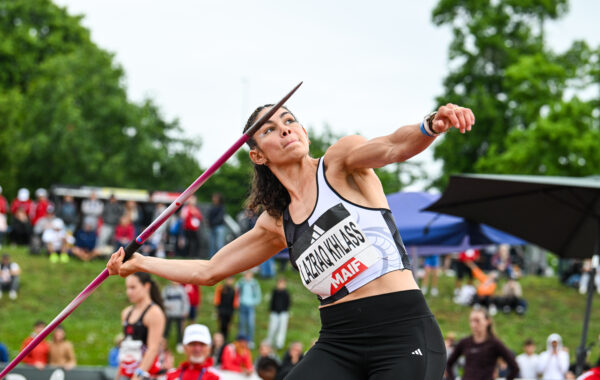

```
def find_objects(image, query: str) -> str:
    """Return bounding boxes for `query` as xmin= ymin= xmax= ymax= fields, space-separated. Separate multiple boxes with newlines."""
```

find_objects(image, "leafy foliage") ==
xmin=431 ymin=0 xmax=599 ymax=187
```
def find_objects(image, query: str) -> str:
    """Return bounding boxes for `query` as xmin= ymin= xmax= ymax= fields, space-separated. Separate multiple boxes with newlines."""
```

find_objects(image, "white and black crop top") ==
xmin=282 ymin=158 xmax=412 ymax=305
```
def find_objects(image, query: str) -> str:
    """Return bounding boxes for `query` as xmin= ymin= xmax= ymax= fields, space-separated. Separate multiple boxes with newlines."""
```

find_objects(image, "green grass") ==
xmin=1 ymin=245 xmax=599 ymax=366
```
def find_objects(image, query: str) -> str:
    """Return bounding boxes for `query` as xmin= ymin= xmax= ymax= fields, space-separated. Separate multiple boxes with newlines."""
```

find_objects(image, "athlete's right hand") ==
xmin=107 ymin=247 xmax=142 ymax=277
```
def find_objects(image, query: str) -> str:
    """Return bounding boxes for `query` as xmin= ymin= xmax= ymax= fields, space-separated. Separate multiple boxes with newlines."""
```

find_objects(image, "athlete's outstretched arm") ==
xmin=336 ymin=104 xmax=475 ymax=170
xmin=107 ymin=212 xmax=287 ymax=285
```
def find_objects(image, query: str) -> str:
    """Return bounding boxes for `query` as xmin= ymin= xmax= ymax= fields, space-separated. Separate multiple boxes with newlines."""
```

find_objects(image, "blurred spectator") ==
xmin=57 ymin=195 xmax=78 ymax=233
xmin=48 ymin=325 xmax=76 ymax=370
xmin=32 ymin=188 xmax=51 ymax=226
xmin=537 ymin=333 xmax=570 ymax=380
xmin=443 ymin=332 xmax=458 ymax=380
xmin=31 ymin=203 xmax=57 ymax=255
xmin=492 ymin=244 xmax=514 ymax=278
xmin=124 ymin=200 xmax=142 ymax=232
xmin=211 ymin=332 xmax=225 ymax=366
xmin=0 ymin=185 xmax=7 ymax=247
xmin=11 ymin=188 xmax=33 ymax=217
xmin=166 ymin=210 xmax=185 ymax=257
xmin=99 ymin=194 xmax=123 ymax=249
xmin=208 ymin=193 xmax=226 ymax=257
xmin=10 ymin=207 xmax=32 ymax=245
xmin=454 ymin=249 xmax=479 ymax=295
xmin=279 ymin=342 xmax=304 ymax=379
xmin=166 ymin=324 xmax=220 ymax=380
xmin=114 ymin=215 xmax=135 ymax=250
xmin=71 ymin=220 xmax=100 ymax=261
xmin=465 ymin=260 xmax=498 ymax=315
xmin=453 ymin=282 xmax=476 ymax=306
xmin=516 ymin=338 xmax=539 ymax=380
xmin=162 ymin=281 xmax=190 ymax=353
xmin=214 ymin=277 xmax=239 ymax=341
xmin=183 ymin=282 xmax=201 ymax=324
xmin=43 ymin=218 xmax=71 ymax=263
xmin=256 ymin=356 xmax=280 ymax=380
xmin=579 ymin=259 xmax=600 ymax=295
xmin=1 ymin=253 xmax=20 ymax=300
xmin=236 ymin=208 xmax=257 ymax=234
xmin=149 ymin=203 xmax=168 ymax=258
xmin=499 ymin=274 xmax=527 ymax=315
xmin=260 ymin=257 xmax=276 ymax=279
xmin=0 ymin=341 xmax=9 ymax=363
xmin=255 ymin=340 xmax=279 ymax=370
xmin=237 ymin=271 xmax=262 ymax=348
xmin=140 ymin=192 xmax=156 ymax=231
xmin=80 ymin=191 xmax=103 ymax=229
xmin=21 ymin=320 xmax=49 ymax=369
xmin=108 ymin=333 xmax=124 ymax=368
xmin=181 ymin=196 xmax=203 ymax=258
xmin=267 ymin=278 xmax=291 ymax=350
xmin=446 ymin=309 xmax=519 ymax=380
xmin=220 ymin=334 xmax=253 ymax=375
xmin=421 ymin=254 xmax=440 ymax=296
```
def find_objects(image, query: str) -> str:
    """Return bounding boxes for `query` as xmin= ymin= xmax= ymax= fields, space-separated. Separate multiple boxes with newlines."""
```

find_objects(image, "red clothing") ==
xmin=21 ymin=336 xmax=49 ymax=366
xmin=166 ymin=358 xmax=219 ymax=380
xmin=184 ymin=283 xmax=201 ymax=306
xmin=579 ymin=367 xmax=600 ymax=380
xmin=220 ymin=343 xmax=253 ymax=373
xmin=11 ymin=199 xmax=33 ymax=216
xmin=459 ymin=249 xmax=480 ymax=262
xmin=0 ymin=195 xmax=7 ymax=214
xmin=32 ymin=200 xmax=50 ymax=225
xmin=115 ymin=223 xmax=135 ymax=242
xmin=182 ymin=205 xmax=203 ymax=231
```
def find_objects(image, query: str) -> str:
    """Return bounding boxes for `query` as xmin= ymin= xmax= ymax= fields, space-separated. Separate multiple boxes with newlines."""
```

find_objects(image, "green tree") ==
xmin=0 ymin=0 xmax=201 ymax=198
xmin=430 ymin=0 xmax=599 ymax=186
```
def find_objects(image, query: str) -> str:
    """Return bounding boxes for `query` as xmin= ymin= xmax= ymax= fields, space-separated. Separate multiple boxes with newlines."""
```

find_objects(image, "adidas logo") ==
xmin=311 ymin=225 xmax=325 ymax=243
xmin=411 ymin=348 xmax=423 ymax=356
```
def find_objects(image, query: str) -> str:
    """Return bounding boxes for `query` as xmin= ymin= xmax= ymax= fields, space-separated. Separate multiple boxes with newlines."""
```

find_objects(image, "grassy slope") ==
xmin=1 ymin=246 xmax=599 ymax=366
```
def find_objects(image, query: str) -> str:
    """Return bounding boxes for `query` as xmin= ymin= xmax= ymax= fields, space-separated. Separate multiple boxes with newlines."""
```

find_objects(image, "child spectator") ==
xmin=237 ymin=271 xmax=261 ymax=348
xmin=57 ymin=195 xmax=78 ymax=233
xmin=162 ymin=281 xmax=190 ymax=353
xmin=21 ymin=321 xmax=49 ymax=369
xmin=279 ymin=342 xmax=304 ymax=379
xmin=48 ymin=325 xmax=76 ymax=370
xmin=499 ymin=274 xmax=527 ymax=315
xmin=32 ymin=188 xmax=51 ymax=226
xmin=516 ymin=338 xmax=539 ymax=380
xmin=10 ymin=207 xmax=32 ymax=245
xmin=267 ymin=278 xmax=291 ymax=350
xmin=255 ymin=340 xmax=279 ymax=370
xmin=42 ymin=218 xmax=71 ymax=263
xmin=1 ymin=253 xmax=20 ymax=300
xmin=213 ymin=277 xmax=239 ymax=341
xmin=114 ymin=215 xmax=135 ymax=250
xmin=183 ymin=282 xmax=201 ymax=324
xmin=454 ymin=249 xmax=479 ymax=295
xmin=220 ymin=334 xmax=253 ymax=375
xmin=465 ymin=260 xmax=499 ymax=315
xmin=11 ymin=188 xmax=33 ymax=217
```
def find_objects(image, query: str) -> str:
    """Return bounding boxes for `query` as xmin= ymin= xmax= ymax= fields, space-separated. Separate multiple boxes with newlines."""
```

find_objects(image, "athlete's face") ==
xmin=126 ymin=275 xmax=149 ymax=304
xmin=250 ymin=107 xmax=309 ymax=166
xmin=468 ymin=310 xmax=490 ymax=336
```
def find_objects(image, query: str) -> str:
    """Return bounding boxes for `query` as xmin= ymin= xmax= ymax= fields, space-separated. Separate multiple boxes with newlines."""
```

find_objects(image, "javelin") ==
xmin=0 ymin=81 xmax=302 ymax=379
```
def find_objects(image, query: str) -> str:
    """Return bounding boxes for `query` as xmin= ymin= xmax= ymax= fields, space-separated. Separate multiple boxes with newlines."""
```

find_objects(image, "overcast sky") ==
xmin=54 ymin=0 xmax=599 ymax=189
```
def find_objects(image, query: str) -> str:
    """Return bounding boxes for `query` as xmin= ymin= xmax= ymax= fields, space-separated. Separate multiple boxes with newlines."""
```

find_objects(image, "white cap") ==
xmin=183 ymin=324 xmax=211 ymax=345
xmin=17 ymin=188 xmax=30 ymax=201
xmin=35 ymin=188 xmax=48 ymax=198
xmin=52 ymin=218 xmax=65 ymax=230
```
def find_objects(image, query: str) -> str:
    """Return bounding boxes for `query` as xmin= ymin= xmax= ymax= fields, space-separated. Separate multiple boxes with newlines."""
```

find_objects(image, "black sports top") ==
xmin=123 ymin=303 xmax=154 ymax=344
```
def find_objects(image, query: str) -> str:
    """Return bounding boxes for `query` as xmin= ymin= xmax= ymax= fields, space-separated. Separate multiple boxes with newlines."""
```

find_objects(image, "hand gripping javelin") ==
xmin=0 ymin=82 xmax=302 ymax=379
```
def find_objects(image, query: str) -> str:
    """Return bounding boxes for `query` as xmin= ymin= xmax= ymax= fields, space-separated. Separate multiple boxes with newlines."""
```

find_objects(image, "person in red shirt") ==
xmin=183 ymin=283 xmax=201 ymax=323
xmin=181 ymin=196 xmax=203 ymax=258
xmin=11 ymin=188 xmax=33 ymax=217
xmin=114 ymin=215 xmax=135 ymax=250
xmin=32 ymin=188 xmax=51 ymax=226
xmin=578 ymin=366 xmax=600 ymax=380
xmin=21 ymin=320 xmax=49 ymax=369
xmin=166 ymin=324 xmax=219 ymax=380
xmin=220 ymin=334 xmax=253 ymax=375
xmin=454 ymin=249 xmax=480 ymax=295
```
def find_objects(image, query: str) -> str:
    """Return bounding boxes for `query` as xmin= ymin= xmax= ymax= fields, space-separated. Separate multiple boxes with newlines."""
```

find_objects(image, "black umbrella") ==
xmin=425 ymin=173 xmax=600 ymax=375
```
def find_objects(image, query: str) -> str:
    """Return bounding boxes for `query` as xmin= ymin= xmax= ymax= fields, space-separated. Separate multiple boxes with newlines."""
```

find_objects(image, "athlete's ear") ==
xmin=249 ymin=148 xmax=268 ymax=165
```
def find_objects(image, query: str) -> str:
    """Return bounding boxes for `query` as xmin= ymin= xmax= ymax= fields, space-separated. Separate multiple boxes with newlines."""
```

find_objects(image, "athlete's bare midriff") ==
xmin=320 ymin=269 xmax=419 ymax=308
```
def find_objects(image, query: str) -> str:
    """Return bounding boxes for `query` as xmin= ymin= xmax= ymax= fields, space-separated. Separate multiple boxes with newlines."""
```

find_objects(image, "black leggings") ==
xmin=284 ymin=290 xmax=446 ymax=380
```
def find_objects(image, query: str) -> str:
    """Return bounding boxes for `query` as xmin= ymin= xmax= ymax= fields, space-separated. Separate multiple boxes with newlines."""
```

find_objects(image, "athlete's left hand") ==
xmin=432 ymin=104 xmax=475 ymax=134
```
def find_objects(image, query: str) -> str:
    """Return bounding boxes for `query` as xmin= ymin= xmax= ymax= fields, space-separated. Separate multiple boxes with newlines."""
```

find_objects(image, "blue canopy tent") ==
xmin=386 ymin=192 xmax=525 ymax=256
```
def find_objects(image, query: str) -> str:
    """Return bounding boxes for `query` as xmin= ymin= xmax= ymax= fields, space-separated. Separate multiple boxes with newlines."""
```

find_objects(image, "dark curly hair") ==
xmin=243 ymin=104 xmax=298 ymax=219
